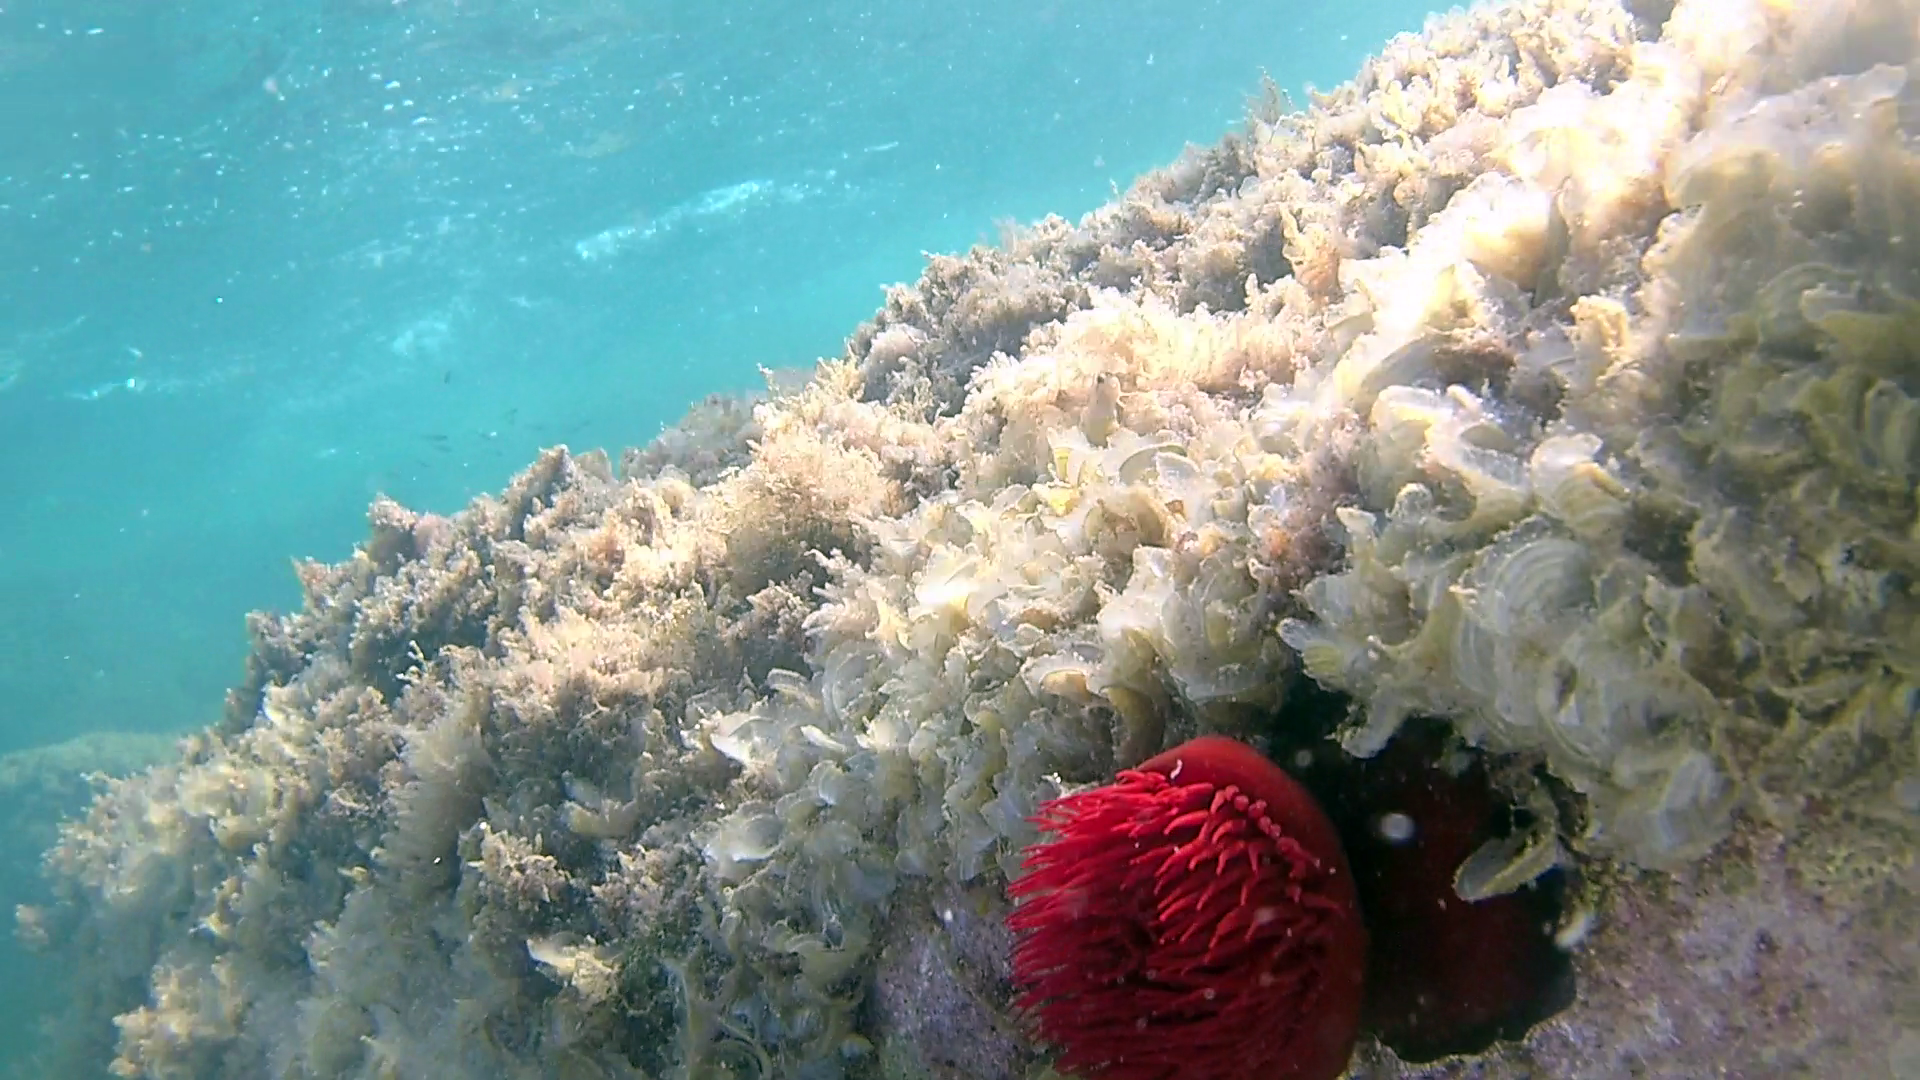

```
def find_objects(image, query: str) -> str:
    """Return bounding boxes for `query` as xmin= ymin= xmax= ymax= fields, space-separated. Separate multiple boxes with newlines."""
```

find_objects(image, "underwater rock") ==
xmin=865 ymin=881 xmax=1033 ymax=1080
xmin=21 ymin=0 xmax=1920 ymax=1077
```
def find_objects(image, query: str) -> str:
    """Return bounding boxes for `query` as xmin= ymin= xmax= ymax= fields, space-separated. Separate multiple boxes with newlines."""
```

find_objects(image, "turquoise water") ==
xmin=0 ymin=0 xmax=1441 ymax=758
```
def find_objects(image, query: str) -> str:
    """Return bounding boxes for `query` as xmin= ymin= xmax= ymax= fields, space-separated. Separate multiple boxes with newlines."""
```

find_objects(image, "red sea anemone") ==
xmin=1008 ymin=735 xmax=1367 ymax=1080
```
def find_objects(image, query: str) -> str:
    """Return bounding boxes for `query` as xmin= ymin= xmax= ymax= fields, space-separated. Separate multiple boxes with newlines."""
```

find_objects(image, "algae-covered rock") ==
xmin=22 ymin=0 xmax=1920 ymax=1077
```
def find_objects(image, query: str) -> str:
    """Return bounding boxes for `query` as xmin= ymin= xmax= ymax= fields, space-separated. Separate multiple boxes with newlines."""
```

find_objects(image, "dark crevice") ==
xmin=1258 ymin=688 xmax=1576 ymax=1062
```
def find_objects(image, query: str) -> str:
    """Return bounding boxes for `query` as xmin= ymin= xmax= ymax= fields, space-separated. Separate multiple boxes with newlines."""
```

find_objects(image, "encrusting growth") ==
xmin=1008 ymin=735 xmax=1367 ymax=1080
xmin=23 ymin=0 xmax=1919 ymax=1075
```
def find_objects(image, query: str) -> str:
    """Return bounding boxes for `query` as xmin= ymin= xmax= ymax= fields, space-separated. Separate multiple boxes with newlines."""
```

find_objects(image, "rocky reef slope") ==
xmin=24 ymin=0 xmax=1920 ymax=1076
